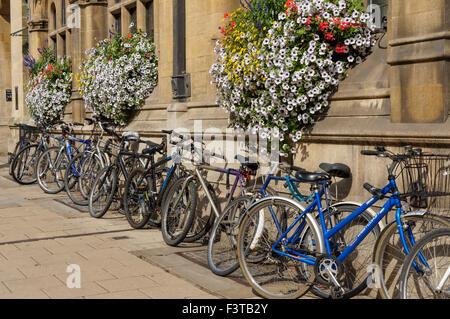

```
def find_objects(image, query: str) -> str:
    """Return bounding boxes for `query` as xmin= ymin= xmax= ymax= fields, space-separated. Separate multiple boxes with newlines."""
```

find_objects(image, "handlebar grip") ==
xmin=84 ymin=118 xmax=94 ymax=125
xmin=73 ymin=122 xmax=84 ymax=126
xmin=361 ymin=150 xmax=380 ymax=156
xmin=161 ymin=130 xmax=173 ymax=135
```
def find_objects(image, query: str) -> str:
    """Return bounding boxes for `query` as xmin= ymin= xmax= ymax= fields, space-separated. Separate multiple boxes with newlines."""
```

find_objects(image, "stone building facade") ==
xmin=0 ymin=0 xmax=449 ymax=202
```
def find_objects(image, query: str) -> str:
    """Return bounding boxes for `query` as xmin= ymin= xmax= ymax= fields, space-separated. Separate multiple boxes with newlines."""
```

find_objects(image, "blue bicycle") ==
xmin=35 ymin=122 xmax=91 ymax=194
xmin=236 ymin=146 xmax=450 ymax=299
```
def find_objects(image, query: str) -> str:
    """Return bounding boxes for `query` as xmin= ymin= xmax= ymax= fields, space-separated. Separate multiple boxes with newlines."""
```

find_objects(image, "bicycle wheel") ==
xmin=399 ymin=227 xmax=450 ymax=299
xmin=208 ymin=196 xmax=252 ymax=276
xmin=184 ymin=181 xmax=218 ymax=243
xmin=11 ymin=144 xmax=40 ymax=184
xmin=237 ymin=197 xmax=322 ymax=299
xmin=309 ymin=204 xmax=382 ymax=299
xmin=123 ymin=167 xmax=154 ymax=229
xmin=9 ymin=140 xmax=28 ymax=176
xmin=65 ymin=151 xmax=102 ymax=206
xmin=161 ymin=177 xmax=198 ymax=246
xmin=88 ymin=165 xmax=118 ymax=218
xmin=373 ymin=213 xmax=450 ymax=299
xmin=36 ymin=146 xmax=68 ymax=194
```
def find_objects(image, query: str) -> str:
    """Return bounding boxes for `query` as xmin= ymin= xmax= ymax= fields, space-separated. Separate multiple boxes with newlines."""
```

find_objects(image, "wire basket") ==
xmin=396 ymin=153 xmax=450 ymax=215
xmin=17 ymin=124 xmax=41 ymax=143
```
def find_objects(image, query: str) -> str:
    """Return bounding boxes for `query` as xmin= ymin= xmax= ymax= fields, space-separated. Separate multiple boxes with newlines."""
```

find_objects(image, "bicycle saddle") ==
xmin=142 ymin=140 xmax=164 ymax=154
xmin=122 ymin=131 xmax=139 ymax=141
xmin=295 ymin=170 xmax=331 ymax=183
xmin=319 ymin=163 xmax=351 ymax=178
xmin=235 ymin=155 xmax=259 ymax=171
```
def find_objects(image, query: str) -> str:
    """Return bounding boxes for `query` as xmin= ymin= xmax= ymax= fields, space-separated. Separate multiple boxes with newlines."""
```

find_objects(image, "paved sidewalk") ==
xmin=0 ymin=158 xmax=216 ymax=299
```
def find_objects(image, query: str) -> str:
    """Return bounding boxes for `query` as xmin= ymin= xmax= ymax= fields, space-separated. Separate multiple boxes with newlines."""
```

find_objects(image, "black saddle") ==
xmin=295 ymin=171 xmax=331 ymax=183
xmin=319 ymin=163 xmax=351 ymax=178
xmin=235 ymin=155 xmax=259 ymax=171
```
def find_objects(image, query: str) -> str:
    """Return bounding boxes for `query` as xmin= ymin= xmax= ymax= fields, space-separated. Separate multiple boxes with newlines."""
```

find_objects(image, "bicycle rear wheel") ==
xmin=36 ymin=146 xmax=68 ymax=194
xmin=123 ymin=167 xmax=153 ymax=229
xmin=11 ymin=144 xmax=40 ymax=184
xmin=372 ymin=213 xmax=450 ymax=299
xmin=399 ymin=227 xmax=450 ymax=299
xmin=208 ymin=196 xmax=252 ymax=276
xmin=88 ymin=165 xmax=118 ymax=218
xmin=237 ymin=197 xmax=321 ymax=299
xmin=161 ymin=177 xmax=198 ymax=246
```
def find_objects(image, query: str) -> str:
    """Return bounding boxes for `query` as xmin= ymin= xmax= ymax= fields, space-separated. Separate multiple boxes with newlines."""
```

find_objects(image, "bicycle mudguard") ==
xmin=330 ymin=201 xmax=385 ymax=230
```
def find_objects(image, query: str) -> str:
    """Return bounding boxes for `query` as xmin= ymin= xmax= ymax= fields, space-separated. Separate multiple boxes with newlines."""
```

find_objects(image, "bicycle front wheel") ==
xmin=399 ymin=227 xmax=450 ymax=299
xmin=161 ymin=177 xmax=198 ymax=246
xmin=207 ymin=196 xmax=252 ymax=276
xmin=11 ymin=144 xmax=40 ymax=184
xmin=237 ymin=197 xmax=322 ymax=299
xmin=36 ymin=146 xmax=68 ymax=194
xmin=373 ymin=213 xmax=450 ymax=299
xmin=88 ymin=165 xmax=118 ymax=218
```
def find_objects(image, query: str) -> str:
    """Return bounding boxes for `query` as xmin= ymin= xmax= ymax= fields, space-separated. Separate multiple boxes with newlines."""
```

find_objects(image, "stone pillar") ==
xmin=28 ymin=0 xmax=48 ymax=61
xmin=0 ymin=0 xmax=12 ymax=155
xmin=69 ymin=0 xmax=107 ymax=122
xmin=388 ymin=0 xmax=449 ymax=123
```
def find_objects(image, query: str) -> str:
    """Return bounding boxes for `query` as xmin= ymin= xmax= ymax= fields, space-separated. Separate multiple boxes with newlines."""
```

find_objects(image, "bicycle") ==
xmin=372 ymin=147 xmax=450 ymax=299
xmin=236 ymin=146 xmax=450 ymax=299
xmin=8 ymin=123 xmax=41 ymax=176
xmin=398 ymin=227 xmax=450 ymax=299
xmin=11 ymin=122 xmax=66 ymax=185
xmin=35 ymin=122 xmax=88 ymax=194
xmin=122 ymin=130 xmax=189 ymax=230
xmin=63 ymin=117 xmax=118 ymax=206
xmin=160 ymin=131 xmax=268 ymax=246
xmin=207 ymin=161 xmax=354 ymax=279
xmin=88 ymin=131 xmax=150 ymax=218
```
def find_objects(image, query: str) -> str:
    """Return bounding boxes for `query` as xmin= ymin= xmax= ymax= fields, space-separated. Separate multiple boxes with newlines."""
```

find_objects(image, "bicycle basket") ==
xmin=396 ymin=153 xmax=450 ymax=211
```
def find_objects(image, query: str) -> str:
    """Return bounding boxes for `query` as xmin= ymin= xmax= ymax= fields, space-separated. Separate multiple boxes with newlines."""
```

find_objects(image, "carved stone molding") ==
xmin=28 ymin=19 xmax=49 ymax=32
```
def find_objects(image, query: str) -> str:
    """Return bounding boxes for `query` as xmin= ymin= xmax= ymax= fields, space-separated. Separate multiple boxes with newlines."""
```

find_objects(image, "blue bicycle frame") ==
xmin=269 ymin=177 xmax=414 ymax=267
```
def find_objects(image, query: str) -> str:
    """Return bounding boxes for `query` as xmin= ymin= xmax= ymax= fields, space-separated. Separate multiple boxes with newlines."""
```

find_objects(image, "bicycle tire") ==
xmin=88 ymin=165 xmax=118 ymax=218
xmin=398 ymin=227 xmax=450 ymax=299
xmin=65 ymin=151 xmax=102 ymax=206
xmin=183 ymin=181 xmax=218 ymax=243
xmin=123 ymin=167 xmax=153 ymax=229
xmin=161 ymin=177 xmax=198 ymax=246
xmin=36 ymin=146 xmax=68 ymax=194
xmin=208 ymin=196 xmax=252 ymax=276
xmin=11 ymin=143 xmax=40 ymax=184
xmin=9 ymin=140 xmax=28 ymax=176
xmin=237 ymin=197 xmax=322 ymax=299
xmin=372 ymin=213 xmax=450 ymax=299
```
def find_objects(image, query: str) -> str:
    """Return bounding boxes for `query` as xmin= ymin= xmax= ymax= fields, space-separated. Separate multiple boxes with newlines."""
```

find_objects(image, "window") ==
xmin=145 ymin=1 xmax=154 ymax=39
xmin=61 ymin=33 xmax=66 ymax=57
xmin=113 ymin=12 xmax=121 ymax=35
xmin=61 ymin=0 xmax=66 ymax=26
xmin=128 ymin=6 xmax=136 ymax=31
xmin=51 ymin=3 xmax=57 ymax=29
xmin=51 ymin=36 xmax=57 ymax=59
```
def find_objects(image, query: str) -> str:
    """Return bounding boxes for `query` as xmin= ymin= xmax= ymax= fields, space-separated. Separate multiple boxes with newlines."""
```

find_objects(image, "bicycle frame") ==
xmin=270 ymin=177 xmax=407 ymax=267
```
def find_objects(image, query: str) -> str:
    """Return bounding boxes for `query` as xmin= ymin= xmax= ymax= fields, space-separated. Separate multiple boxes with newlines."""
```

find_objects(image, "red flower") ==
xmin=146 ymin=53 xmax=150 ymax=58
xmin=336 ymin=45 xmax=346 ymax=54
xmin=127 ymin=33 xmax=131 ymax=39
xmin=224 ymin=12 xmax=229 ymax=18
xmin=319 ymin=22 xmax=329 ymax=31
xmin=305 ymin=17 xmax=312 ymax=26
xmin=325 ymin=32 xmax=335 ymax=41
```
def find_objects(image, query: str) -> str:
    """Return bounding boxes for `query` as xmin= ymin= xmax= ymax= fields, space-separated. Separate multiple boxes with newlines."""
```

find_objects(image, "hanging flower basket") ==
xmin=210 ymin=0 xmax=377 ymax=155
xmin=78 ymin=28 xmax=159 ymax=125
xmin=24 ymin=48 xmax=73 ymax=127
